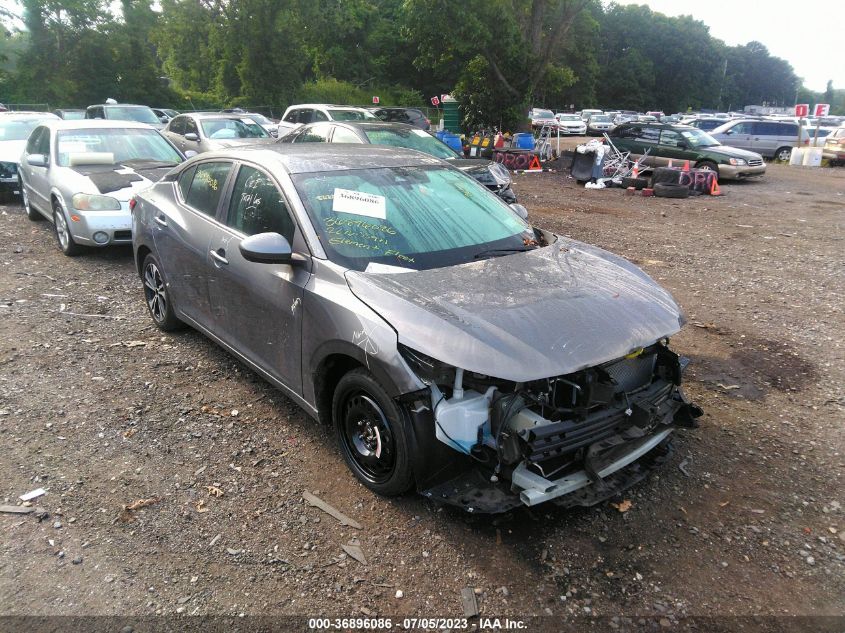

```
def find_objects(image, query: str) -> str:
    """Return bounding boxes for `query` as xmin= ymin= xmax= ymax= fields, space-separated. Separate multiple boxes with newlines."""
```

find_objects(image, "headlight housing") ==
xmin=0 ymin=161 xmax=17 ymax=179
xmin=728 ymin=158 xmax=747 ymax=166
xmin=72 ymin=193 xmax=122 ymax=211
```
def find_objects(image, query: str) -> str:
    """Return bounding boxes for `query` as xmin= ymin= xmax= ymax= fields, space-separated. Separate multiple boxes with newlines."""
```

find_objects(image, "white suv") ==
xmin=278 ymin=104 xmax=377 ymax=136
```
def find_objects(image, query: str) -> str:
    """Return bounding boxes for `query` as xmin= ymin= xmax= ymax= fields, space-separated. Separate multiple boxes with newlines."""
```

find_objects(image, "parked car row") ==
xmin=8 ymin=101 xmax=703 ymax=514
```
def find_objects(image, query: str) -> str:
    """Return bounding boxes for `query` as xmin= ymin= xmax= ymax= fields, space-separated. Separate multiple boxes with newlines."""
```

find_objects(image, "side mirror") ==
xmin=26 ymin=154 xmax=47 ymax=167
xmin=184 ymin=150 xmax=198 ymax=158
xmin=239 ymin=232 xmax=293 ymax=264
xmin=724 ymin=129 xmax=733 ymax=135
xmin=160 ymin=116 xmax=169 ymax=124
xmin=510 ymin=203 xmax=529 ymax=220
xmin=185 ymin=133 xmax=199 ymax=142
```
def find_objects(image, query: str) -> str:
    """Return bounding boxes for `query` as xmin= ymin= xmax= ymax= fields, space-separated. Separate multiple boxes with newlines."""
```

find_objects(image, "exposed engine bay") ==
xmin=400 ymin=339 xmax=702 ymax=512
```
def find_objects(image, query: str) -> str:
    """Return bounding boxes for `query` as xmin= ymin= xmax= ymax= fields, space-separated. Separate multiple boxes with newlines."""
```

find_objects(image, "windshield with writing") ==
xmin=57 ymin=128 xmax=183 ymax=166
xmin=293 ymin=166 xmax=532 ymax=271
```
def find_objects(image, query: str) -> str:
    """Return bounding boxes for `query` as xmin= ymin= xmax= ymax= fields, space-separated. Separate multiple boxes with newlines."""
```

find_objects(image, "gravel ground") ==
xmin=0 ymin=158 xmax=843 ymax=628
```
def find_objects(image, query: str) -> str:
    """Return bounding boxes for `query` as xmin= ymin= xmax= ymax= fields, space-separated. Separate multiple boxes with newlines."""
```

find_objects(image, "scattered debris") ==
xmin=717 ymin=383 xmax=741 ymax=390
xmin=303 ymin=491 xmax=362 ymax=529
xmin=122 ymin=428 xmax=137 ymax=439
xmin=678 ymin=459 xmax=691 ymax=477
xmin=208 ymin=534 xmax=221 ymax=547
xmin=460 ymin=587 xmax=479 ymax=617
xmin=0 ymin=505 xmax=35 ymax=514
xmin=226 ymin=548 xmax=242 ymax=556
xmin=341 ymin=542 xmax=367 ymax=565
xmin=206 ymin=485 xmax=224 ymax=498
xmin=395 ymin=590 xmax=404 ymax=599
xmin=195 ymin=500 xmax=208 ymax=513
xmin=115 ymin=497 xmax=158 ymax=523
xmin=612 ymin=499 xmax=633 ymax=513
xmin=19 ymin=488 xmax=46 ymax=502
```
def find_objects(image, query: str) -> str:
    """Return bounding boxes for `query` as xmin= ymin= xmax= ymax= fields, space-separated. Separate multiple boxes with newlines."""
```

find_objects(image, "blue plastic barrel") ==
xmin=434 ymin=130 xmax=446 ymax=141
xmin=442 ymin=133 xmax=462 ymax=153
xmin=514 ymin=133 xmax=535 ymax=150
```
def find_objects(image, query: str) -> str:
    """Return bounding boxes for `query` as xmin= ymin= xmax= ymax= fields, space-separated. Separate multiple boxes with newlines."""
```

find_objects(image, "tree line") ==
xmin=1 ymin=0 xmax=842 ymax=129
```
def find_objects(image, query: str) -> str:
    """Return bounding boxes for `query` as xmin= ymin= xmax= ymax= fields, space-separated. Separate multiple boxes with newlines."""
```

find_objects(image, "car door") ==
xmin=23 ymin=126 xmax=52 ymax=214
xmin=152 ymin=160 xmax=235 ymax=329
xmin=182 ymin=117 xmax=202 ymax=154
xmin=206 ymin=163 xmax=309 ymax=393
xmin=720 ymin=122 xmax=753 ymax=151
xmin=165 ymin=116 xmax=187 ymax=152
xmin=634 ymin=125 xmax=661 ymax=166
xmin=658 ymin=129 xmax=691 ymax=165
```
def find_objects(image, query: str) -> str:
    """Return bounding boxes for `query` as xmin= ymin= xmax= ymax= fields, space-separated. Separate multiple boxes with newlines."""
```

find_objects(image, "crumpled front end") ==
xmin=400 ymin=341 xmax=701 ymax=513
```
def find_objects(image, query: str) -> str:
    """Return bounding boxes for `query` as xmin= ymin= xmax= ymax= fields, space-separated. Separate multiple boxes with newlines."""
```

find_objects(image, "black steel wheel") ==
xmin=333 ymin=368 xmax=413 ymax=496
xmin=142 ymin=253 xmax=182 ymax=331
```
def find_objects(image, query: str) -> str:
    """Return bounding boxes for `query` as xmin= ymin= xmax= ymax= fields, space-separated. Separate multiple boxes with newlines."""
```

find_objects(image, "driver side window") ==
xmin=225 ymin=165 xmax=295 ymax=242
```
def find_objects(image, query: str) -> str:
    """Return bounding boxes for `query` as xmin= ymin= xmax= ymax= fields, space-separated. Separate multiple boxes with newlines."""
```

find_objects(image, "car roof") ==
xmin=316 ymin=121 xmax=422 ymax=132
xmin=88 ymin=104 xmax=154 ymax=109
xmin=0 ymin=112 xmax=58 ymax=119
xmin=288 ymin=104 xmax=371 ymax=110
xmin=192 ymin=144 xmax=445 ymax=175
xmin=42 ymin=119 xmax=158 ymax=131
xmin=182 ymin=112 xmax=262 ymax=120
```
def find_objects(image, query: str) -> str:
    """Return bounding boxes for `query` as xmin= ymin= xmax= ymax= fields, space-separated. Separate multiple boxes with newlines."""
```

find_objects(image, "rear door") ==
xmin=164 ymin=116 xmax=187 ymax=152
xmin=721 ymin=122 xmax=754 ymax=151
xmin=23 ymin=126 xmax=52 ymax=213
xmin=152 ymin=161 xmax=234 ymax=329
xmin=206 ymin=163 xmax=309 ymax=393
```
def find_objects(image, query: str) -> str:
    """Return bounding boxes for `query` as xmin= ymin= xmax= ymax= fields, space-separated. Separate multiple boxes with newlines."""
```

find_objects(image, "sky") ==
xmin=616 ymin=0 xmax=844 ymax=93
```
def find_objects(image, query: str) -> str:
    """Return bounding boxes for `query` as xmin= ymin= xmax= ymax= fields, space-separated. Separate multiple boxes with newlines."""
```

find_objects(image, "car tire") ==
xmin=53 ymin=202 xmax=84 ymax=256
xmin=653 ymin=182 xmax=690 ymax=199
xmin=695 ymin=160 xmax=718 ymax=173
xmin=142 ymin=253 xmax=183 ymax=331
xmin=621 ymin=177 xmax=649 ymax=190
xmin=774 ymin=146 xmax=792 ymax=162
xmin=20 ymin=179 xmax=41 ymax=221
xmin=333 ymin=368 xmax=414 ymax=497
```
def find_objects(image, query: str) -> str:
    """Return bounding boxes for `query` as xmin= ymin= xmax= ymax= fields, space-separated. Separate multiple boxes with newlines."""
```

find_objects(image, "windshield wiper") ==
xmin=473 ymin=246 xmax=536 ymax=260
xmin=120 ymin=159 xmax=180 ymax=169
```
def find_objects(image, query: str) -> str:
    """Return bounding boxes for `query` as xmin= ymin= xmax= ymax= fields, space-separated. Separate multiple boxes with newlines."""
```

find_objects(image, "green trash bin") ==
xmin=441 ymin=95 xmax=460 ymax=133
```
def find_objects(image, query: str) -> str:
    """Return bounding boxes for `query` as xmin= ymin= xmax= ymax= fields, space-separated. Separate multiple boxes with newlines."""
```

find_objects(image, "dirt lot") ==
xmin=0 ymin=158 xmax=843 ymax=629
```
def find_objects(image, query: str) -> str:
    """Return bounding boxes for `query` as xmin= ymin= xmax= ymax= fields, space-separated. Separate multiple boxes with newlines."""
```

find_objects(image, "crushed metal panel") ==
xmin=346 ymin=238 xmax=684 ymax=382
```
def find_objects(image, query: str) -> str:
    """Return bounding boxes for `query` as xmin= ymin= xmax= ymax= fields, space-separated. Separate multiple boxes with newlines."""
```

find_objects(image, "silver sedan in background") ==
xmin=163 ymin=112 xmax=276 ymax=155
xmin=19 ymin=119 xmax=184 ymax=255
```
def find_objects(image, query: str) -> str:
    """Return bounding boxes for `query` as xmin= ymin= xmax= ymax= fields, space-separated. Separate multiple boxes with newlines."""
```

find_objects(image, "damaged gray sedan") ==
xmin=131 ymin=145 xmax=701 ymax=512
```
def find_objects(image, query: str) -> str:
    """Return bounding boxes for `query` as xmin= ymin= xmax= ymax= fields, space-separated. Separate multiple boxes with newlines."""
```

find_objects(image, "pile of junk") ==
xmin=563 ymin=135 xmax=722 ymax=198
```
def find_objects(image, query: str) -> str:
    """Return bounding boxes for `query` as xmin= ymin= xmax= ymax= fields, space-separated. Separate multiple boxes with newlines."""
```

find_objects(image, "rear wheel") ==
xmin=142 ymin=253 xmax=182 ymax=331
xmin=53 ymin=202 xmax=83 ymax=256
xmin=774 ymin=146 xmax=792 ymax=162
xmin=333 ymin=368 xmax=414 ymax=496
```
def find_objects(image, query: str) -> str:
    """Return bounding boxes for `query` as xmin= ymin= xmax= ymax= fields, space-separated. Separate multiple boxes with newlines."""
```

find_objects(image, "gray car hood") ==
xmin=346 ymin=238 xmax=684 ymax=382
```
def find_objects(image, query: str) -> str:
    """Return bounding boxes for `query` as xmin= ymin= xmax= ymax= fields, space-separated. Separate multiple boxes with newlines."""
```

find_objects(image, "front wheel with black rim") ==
xmin=53 ymin=203 xmax=83 ymax=256
xmin=142 ymin=253 xmax=182 ymax=331
xmin=333 ymin=368 xmax=414 ymax=496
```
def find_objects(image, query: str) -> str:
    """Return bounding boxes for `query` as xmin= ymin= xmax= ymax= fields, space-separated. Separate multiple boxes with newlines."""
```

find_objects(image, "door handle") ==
xmin=154 ymin=215 xmax=168 ymax=227
xmin=209 ymin=249 xmax=228 ymax=265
